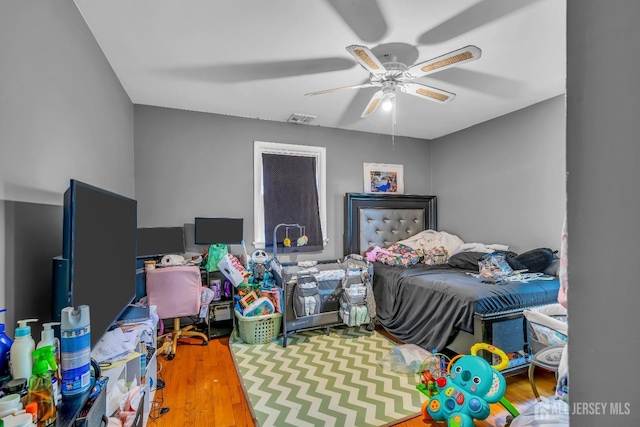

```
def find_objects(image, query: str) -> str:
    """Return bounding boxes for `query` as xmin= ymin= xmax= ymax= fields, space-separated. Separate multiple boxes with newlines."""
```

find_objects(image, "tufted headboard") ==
xmin=343 ymin=193 xmax=437 ymax=255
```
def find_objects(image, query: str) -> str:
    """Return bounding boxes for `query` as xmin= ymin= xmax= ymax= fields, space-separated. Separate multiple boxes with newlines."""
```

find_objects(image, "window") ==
xmin=253 ymin=141 xmax=326 ymax=252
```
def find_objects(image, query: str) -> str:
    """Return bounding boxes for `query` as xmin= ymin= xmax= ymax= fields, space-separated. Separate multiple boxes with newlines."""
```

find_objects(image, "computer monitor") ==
xmin=54 ymin=179 xmax=137 ymax=348
xmin=194 ymin=217 xmax=243 ymax=244
xmin=137 ymin=227 xmax=185 ymax=258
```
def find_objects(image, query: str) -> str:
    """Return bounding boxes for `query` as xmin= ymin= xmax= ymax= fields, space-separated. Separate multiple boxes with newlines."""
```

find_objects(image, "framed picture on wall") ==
xmin=363 ymin=163 xmax=404 ymax=194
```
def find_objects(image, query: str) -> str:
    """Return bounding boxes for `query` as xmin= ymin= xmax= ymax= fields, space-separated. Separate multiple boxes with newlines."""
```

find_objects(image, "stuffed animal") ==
xmin=250 ymin=250 xmax=269 ymax=283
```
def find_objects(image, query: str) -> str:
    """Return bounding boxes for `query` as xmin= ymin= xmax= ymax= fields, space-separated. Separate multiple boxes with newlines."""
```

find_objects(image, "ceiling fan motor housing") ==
xmin=381 ymin=81 xmax=397 ymax=97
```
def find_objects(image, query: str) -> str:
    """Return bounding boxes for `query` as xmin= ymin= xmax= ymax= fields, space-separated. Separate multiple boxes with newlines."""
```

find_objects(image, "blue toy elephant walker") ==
xmin=416 ymin=343 xmax=519 ymax=427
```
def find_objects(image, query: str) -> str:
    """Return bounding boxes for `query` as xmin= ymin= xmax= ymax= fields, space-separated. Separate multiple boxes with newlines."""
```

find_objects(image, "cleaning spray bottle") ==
xmin=0 ymin=309 xmax=13 ymax=381
xmin=60 ymin=306 xmax=91 ymax=396
xmin=26 ymin=345 xmax=56 ymax=426
xmin=10 ymin=319 xmax=38 ymax=381
xmin=35 ymin=323 xmax=61 ymax=405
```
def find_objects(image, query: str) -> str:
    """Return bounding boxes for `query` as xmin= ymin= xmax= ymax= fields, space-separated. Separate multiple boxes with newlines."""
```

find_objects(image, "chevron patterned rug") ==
xmin=230 ymin=326 xmax=423 ymax=427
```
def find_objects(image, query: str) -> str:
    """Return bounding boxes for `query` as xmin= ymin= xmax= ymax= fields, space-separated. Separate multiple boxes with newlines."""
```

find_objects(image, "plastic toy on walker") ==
xmin=416 ymin=343 xmax=519 ymax=427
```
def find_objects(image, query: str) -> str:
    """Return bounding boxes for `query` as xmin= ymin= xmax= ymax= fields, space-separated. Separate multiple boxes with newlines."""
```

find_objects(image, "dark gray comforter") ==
xmin=372 ymin=263 xmax=561 ymax=351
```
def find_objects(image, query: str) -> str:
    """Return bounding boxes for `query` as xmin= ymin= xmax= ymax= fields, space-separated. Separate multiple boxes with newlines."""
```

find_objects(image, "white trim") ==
xmin=253 ymin=141 xmax=327 ymax=249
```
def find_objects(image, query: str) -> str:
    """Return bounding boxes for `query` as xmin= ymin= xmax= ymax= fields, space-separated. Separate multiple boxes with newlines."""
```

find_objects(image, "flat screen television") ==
xmin=194 ymin=217 xmax=243 ymax=244
xmin=54 ymin=179 xmax=137 ymax=348
xmin=137 ymin=227 xmax=185 ymax=258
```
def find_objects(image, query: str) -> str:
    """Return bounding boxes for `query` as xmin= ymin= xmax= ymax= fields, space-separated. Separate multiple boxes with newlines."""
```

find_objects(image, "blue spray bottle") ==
xmin=60 ymin=306 xmax=91 ymax=396
xmin=0 ymin=309 xmax=13 ymax=380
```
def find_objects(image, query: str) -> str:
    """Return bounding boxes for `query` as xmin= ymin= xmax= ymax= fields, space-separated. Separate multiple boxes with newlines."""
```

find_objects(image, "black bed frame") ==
xmin=344 ymin=193 xmax=437 ymax=255
xmin=343 ymin=192 xmax=533 ymax=375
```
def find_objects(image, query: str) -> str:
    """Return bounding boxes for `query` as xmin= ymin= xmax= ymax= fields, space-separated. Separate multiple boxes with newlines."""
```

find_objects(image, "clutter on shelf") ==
xmin=218 ymin=253 xmax=250 ymax=287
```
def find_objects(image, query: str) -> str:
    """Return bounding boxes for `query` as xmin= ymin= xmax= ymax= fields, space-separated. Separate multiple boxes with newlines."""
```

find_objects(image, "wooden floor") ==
xmin=147 ymin=333 xmax=557 ymax=427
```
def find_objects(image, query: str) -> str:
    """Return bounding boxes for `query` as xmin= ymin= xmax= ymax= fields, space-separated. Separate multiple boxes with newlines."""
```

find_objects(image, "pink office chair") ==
xmin=146 ymin=265 xmax=208 ymax=360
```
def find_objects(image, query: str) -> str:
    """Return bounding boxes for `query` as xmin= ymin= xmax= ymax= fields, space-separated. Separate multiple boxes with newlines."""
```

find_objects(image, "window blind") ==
xmin=262 ymin=153 xmax=323 ymax=253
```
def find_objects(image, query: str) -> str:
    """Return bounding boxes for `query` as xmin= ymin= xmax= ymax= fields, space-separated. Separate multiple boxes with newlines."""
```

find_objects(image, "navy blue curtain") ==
xmin=263 ymin=154 xmax=323 ymax=254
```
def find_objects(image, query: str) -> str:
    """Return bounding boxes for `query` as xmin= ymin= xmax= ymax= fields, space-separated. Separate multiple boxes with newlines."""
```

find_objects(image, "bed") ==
xmin=343 ymin=192 xmax=561 ymax=373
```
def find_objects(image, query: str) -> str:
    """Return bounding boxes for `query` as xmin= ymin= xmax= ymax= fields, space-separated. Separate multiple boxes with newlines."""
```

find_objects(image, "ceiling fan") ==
xmin=305 ymin=44 xmax=482 ymax=118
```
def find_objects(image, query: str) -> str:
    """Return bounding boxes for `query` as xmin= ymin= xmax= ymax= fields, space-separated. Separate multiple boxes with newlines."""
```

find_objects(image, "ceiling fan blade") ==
xmin=326 ymin=0 xmax=387 ymax=43
xmin=167 ymin=58 xmax=356 ymax=84
xmin=305 ymin=82 xmax=378 ymax=97
xmin=404 ymin=46 xmax=482 ymax=79
xmin=417 ymin=0 xmax=539 ymax=45
xmin=346 ymin=45 xmax=388 ymax=75
xmin=361 ymin=90 xmax=384 ymax=117
xmin=399 ymin=82 xmax=456 ymax=104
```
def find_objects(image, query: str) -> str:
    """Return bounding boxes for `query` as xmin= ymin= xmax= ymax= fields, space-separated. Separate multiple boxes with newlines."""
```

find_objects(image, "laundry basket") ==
xmin=235 ymin=311 xmax=282 ymax=344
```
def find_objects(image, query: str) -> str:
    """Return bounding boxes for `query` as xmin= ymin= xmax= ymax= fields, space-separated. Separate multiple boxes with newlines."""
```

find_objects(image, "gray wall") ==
xmin=432 ymin=96 xmax=566 ymax=253
xmin=567 ymin=1 xmax=640 ymax=424
xmin=134 ymin=99 xmax=568 ymax=261
xmin=133 ymin=105 xmax=433 ymax=261
xmin=4 ymin=202 xmax=63 ymax=337
xmin=0 ymin=0 xmax=134 ymax=335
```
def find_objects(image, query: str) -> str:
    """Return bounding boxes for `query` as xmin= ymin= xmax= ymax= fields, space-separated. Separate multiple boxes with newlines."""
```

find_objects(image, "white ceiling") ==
xmin=74 ymin=0 xmax=566 ymax=140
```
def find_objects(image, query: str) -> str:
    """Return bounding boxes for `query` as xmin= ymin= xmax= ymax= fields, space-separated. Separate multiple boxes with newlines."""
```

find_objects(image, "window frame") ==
xmin=253 ymin=141 xmax=327 ymax=250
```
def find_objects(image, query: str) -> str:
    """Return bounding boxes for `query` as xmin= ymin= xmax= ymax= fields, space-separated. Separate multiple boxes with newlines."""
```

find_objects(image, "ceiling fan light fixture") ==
xmin=381 ymin=93 xmax=395 ymax=111
xmin=381 ymin=81 xmax=397 ymax=112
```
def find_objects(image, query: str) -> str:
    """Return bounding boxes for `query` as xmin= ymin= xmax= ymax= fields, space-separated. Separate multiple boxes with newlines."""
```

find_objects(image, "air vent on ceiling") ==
xmin=287 ymin=113 xmax=316 ymax=125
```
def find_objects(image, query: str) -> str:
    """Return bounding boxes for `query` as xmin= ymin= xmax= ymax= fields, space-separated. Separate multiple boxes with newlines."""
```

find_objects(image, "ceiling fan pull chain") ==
xmin=391 ymin=97 xmax=397 ymax=150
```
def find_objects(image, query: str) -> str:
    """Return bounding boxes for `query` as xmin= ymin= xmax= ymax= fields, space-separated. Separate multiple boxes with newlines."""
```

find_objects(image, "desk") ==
xmin=54 ymin=389 xmax=91 ymax=426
